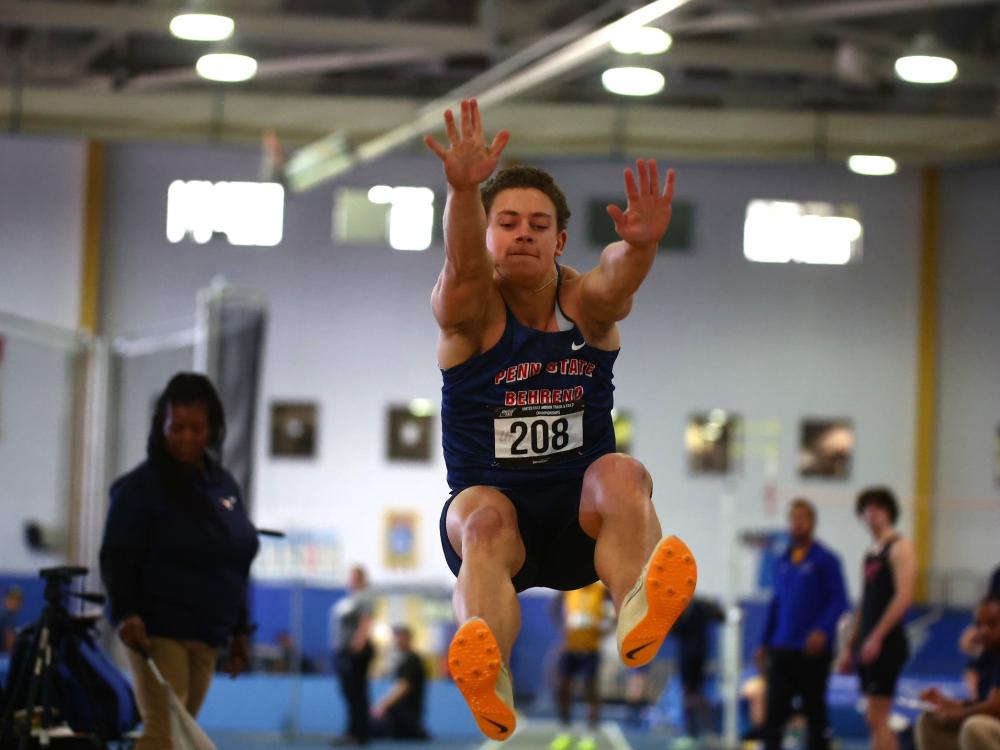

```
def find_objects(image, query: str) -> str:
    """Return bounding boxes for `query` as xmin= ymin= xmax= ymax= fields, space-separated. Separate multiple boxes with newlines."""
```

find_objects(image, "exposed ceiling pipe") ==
xmin=92 ymin=48 xmax=435 ymax=93
xmin=431 ymin=0 xmax=630 ymax=110
xmin=285 ymin=0 xmax=998 ymax=192
xmin=0 ymin=1 xmax=489 ymax=52
xmin=662 ymin=0 xmax=998 ymax=35
xmin=286 ymin=0 xmax=696 ymax=191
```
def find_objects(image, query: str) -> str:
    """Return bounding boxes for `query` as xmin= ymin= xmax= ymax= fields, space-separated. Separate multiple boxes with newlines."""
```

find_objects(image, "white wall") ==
xmin=550 ymin=159 xmax=920 ymax=599
xmin=0 ymin=135 xmax=86 ymax=329
xmin=96 ymin=140 xmax=934 ymax=599
xmin=0 ymin=333 xmax=79 ymax=572
xmin=934 ymin=165 xmax=1000 ymax=586
xmin=0 ymin=134 xmax=88 ymax=572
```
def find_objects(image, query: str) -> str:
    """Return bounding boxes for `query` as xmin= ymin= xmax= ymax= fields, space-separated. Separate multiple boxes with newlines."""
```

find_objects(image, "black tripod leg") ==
xmin=0 ymin=620 xmax=43 ymax=742
xmin=16 ymin=624 xmax=51 ymax=750
xmin=38 ymin=636 xmax=56 ymax=744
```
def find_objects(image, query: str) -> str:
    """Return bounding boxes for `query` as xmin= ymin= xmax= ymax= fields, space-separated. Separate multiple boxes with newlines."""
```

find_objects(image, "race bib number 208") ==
xmin=494 ymin=406 xmax=584 ymax=466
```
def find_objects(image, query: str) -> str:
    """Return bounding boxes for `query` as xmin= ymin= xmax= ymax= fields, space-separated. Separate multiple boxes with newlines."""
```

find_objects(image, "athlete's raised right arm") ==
xmin=424 ymin=99 xmax=509 ymax=333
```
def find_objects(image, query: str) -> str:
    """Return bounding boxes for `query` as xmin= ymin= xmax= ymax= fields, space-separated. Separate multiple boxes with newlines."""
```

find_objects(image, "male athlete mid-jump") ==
xmin=425 ymin=98 xmax=698 ymax=740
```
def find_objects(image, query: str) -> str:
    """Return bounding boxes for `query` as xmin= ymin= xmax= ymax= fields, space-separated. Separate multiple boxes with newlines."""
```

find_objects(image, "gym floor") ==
xmin=212 ymin=726 xmax=872 ymax=750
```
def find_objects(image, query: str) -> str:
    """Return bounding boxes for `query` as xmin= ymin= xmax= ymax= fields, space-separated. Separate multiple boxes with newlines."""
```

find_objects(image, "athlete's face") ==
xmin=974 ymin=601 xmax=1000 ymax=652
xmin=163 ymin=401 xmax=211 ymax=466
xmin=788 ymin=504 xmax=815 ymax=545
xmin=486 ymin=188 xmax=567 ymax=284
xmin=862 ymin=504 xmax=891 ymax=536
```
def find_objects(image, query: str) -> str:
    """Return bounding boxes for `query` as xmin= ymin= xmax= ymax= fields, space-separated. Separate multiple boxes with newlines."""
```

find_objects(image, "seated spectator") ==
xmin=915 ymin=595 xmax=1000 ymax=750
xmin=371 ymin=625 xmax=430 ymax=741
xmin=956 ymin=565 xmax=1000 ymax=697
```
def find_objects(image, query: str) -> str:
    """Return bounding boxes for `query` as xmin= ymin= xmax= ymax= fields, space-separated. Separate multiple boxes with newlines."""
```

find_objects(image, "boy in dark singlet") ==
xmin=424 ymin=99 xmax=697 ymax=741
xmin=838 ymin=487 xmax=917 ymax=750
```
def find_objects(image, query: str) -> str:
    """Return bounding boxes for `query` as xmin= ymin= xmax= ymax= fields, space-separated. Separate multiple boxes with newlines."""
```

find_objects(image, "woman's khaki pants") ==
xmin=916 ymin=712 xmax=1000 ymax=750
xmin=126 ymin=637 xmax=217 ymax=750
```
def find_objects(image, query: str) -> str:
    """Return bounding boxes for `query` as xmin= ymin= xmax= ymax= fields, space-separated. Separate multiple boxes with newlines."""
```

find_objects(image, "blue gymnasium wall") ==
xmin=0 ymin=573 xmax=979 ymax=739
xmin=2 ymin=574 xmax=975 ymax=680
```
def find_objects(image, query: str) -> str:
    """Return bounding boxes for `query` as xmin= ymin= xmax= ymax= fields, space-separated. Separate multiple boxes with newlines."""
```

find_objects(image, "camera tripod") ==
xmin=0 ymin=566 xmax=108 ymax=750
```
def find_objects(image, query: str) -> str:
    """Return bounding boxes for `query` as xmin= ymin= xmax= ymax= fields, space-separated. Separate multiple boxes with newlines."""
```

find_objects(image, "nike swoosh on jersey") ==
xmin=571 ymin=341 xmax=586 ymax=351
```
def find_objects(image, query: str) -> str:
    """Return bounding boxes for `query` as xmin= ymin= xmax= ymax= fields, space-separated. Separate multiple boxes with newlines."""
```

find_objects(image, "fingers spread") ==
xmin=460 ymin=99 xmax=473 ymax=139
xmin=489 ymin=129 xmax=511 ymax=158
xmin=663 ymin=168 xmax=676 ymax=200
xmin=471 ymin=98 xmax=482 ymax=135
xmin=636 ymin=159 xmax=649 ymax=195
xmin=444 ymin=108 xmax=459 ymax=145
xmin=606 ymin=203 xmax=625 ymax=227
xmin=424 ymin=134 xmax=447 ymax=160
xmin=623 ymin=167 xmax=639 ymax=203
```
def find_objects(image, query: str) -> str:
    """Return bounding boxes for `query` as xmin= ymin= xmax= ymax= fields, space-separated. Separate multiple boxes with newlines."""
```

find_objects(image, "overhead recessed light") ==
xmin=601 ymin=67 xmax=665 ymax=96
xmin=847 ymin=155 xmax=898 ymax=176
xmin=196 ymin=52 xmax=258 ymax=82
xmin=894 ymin=33 xmax=958 ymax=84
xmin=169 ymin=13 xmax=235 ymax=42
xmin=611 ymin=26 xmax=673 ymax=55
xmin=894 ymin=55 xmax=958 ymax=84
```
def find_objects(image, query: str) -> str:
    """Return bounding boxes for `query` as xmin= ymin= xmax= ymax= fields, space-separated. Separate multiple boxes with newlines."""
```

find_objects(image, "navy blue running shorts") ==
xmin=856 ymin=631 xmax=909 ymax=697
xmin=439 ymin=474 xmax=598 ymax=593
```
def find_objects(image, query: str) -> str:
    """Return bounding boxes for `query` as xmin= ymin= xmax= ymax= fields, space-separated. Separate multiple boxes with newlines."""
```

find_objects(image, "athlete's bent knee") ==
xmin=583 ymin=453 xmax=653 ymax=506
xmin=463 ymin=505 xmax=512 ymax=547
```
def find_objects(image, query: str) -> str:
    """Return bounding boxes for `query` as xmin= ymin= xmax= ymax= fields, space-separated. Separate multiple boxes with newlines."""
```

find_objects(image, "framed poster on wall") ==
xmin=384 ymin=510 xmax=419 ymax=569
xmin=270 ymin=401 xmax=318 ymax=458
xmin=685 ymin=410 xmax=740 ymax=475
xmin=798 ymin=418 xmax=854 ymax=479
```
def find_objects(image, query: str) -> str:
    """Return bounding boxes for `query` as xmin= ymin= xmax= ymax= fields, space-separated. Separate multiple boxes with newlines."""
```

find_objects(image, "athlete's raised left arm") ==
xmin=579 ymin=160 xmax=675 ymax=325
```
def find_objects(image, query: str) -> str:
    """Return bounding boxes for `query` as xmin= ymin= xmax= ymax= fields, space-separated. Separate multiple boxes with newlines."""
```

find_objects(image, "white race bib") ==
xmin=494 ymin=406 xmax=584 ymax=466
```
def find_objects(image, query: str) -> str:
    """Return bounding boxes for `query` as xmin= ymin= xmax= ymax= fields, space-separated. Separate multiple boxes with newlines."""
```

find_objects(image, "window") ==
xmin=166 ymin=180 xmax=284 ymax=247
xmin=744 ymin=200 xmax=862 ymax=265
xmin=333 ymin=185 xmax=435 ymax=251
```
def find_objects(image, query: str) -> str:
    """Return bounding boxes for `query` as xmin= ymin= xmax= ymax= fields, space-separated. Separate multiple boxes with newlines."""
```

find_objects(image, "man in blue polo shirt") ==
xmin=758 ymin=498 xmax=849 ymax=750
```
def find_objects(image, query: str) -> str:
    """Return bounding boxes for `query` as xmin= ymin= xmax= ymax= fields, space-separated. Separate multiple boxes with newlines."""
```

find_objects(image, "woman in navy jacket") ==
xmin=100 ymin=372 xmax=259 ymax=750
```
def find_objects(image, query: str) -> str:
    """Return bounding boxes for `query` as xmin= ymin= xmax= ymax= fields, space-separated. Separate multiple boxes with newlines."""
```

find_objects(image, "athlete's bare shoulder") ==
xmin=557 ymin=263 xmax=620 ymax=350
xmin=437 ymin=282 xmax=507 ymax=370
xmin=559 ymin=263 xmax=584 ymax=281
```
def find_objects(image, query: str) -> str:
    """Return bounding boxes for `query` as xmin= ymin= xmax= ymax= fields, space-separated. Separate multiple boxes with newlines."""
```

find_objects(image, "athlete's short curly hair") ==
xmin=855 ymin=486 xmax=899 ymax=525
xmin=481 ymin=165 xmax=571 ymax=232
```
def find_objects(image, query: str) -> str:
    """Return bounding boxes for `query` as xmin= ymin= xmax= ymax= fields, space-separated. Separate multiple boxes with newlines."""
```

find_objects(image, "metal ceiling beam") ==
xmin=0 ymin=1 xmax=489 ymax=52
xmin=4 ymin=85 xmax=999 ymax=164
xmin=103 ymin=48 xmax=437 ymax=93
xmin=282 ymin=0 xmax=1000 ymax=191
xmin=286 ymin=0 xmax=696 ymax=191
xmin=663 ymin=0 xmax=999 ymax=35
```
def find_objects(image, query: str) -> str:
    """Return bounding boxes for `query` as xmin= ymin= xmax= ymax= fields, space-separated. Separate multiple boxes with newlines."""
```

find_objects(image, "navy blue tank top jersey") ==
xmin=441 ymin=265 xmax=619 ymax=492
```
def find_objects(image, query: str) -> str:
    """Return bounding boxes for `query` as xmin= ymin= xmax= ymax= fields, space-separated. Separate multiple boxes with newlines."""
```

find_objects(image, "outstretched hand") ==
xmin=424 ymin=98 xmax=510 ymax=191
xmin=607 ymin=160 xmax=676 ymax=250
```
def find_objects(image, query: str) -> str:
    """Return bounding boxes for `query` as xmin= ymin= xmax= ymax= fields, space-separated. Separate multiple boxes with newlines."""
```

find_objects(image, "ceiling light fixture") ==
xmin=847 ymin=155 xmax=898 ymax=176
xmin=169 ymin=12 xmax=235 ymax=42
xmin=894 ymin=32 xmax=958 ymax=84
xmin=196 ymin=52 xmax=258 ymax=82
xmin=601 ymin=66 xmax=665 ymax=96
xmin=610 ymin=26 xmax=673 ymax=55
